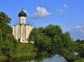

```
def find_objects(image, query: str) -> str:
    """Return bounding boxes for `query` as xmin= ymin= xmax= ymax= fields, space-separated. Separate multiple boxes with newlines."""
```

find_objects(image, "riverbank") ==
xmin=74 ymin=59 xmax=84 ymax=62
xmin=0 ymin=43 xmax=48 ymax=61
xmin=0 ymin=43 xmax=36 ymax=60
xmin=0 ymin=56 xmax=6 ymax=60
xmin=0 ymin=51 xmax=48 ymax=61
xmin=0 ymin=43 xmax=84 ymax=62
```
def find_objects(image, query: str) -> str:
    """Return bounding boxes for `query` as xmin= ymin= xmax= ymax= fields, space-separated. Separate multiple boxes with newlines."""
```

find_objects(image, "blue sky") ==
xmin=0 ymin=0 xmax=84 ymax=40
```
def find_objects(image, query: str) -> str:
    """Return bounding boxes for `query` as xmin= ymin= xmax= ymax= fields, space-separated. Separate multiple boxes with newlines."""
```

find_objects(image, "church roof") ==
xmin=18 ymin=9 xmax=27 ymax=17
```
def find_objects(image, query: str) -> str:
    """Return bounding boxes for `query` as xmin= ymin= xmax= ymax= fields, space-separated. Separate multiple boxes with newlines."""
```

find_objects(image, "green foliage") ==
xmin=0 ymin=12 xmax=11 ymax=24
xmin=30 ymin=24 xmax=76 ymax=61
xmin=0 ymin=12 xmax=17 ymax=59
xmin=75 ymin=40 xmax=84 ymax=58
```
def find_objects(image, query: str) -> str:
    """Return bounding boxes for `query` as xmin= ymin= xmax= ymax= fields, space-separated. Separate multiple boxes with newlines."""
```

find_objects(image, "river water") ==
xmin=35 ymin=54 xmax=67 ymax=62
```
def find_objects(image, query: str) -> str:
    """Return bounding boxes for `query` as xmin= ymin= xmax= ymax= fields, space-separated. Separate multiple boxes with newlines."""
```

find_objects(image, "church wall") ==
xmin=12 ymin=26 xmax=16 ymax=38
xmin=13 ymin=25 xmax=33 ymax=43
xmin=14 ymin=25 xmax=21 ymax=41
xmin=20 ymin=24 xmax=26 ymax=43
xmin=26 ymin=25 xmax=33 ymax=43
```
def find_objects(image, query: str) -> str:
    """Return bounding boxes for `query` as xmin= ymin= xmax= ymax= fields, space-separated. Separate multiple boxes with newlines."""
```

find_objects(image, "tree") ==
xmin=75 ymin=40 xmax=84 ymax=58
xmin=0 ymin=12 xmax=11 ymax=24
xmin=0 ymin=12 xmax=17 ymax=59
xmin=28 ymin=24 xmax=78 ymax=62
xmin=59 ymin=32 xmax=76 ymax=61
xmin=45 ymin=25 xmax=62 ymax=42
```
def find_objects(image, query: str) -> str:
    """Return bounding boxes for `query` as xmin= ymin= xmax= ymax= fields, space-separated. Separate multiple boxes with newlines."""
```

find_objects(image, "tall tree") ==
xmin=0 ymin=12 xmax=17 ymax=59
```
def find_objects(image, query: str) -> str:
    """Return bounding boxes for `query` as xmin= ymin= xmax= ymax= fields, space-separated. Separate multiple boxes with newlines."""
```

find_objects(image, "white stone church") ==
xmin=12 ymin=9 xmax=33 ymax=43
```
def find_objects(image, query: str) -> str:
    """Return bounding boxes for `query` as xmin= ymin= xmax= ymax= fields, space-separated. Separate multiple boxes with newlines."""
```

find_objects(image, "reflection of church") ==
xmin=12 ymin=9 xmax=33 ymax=43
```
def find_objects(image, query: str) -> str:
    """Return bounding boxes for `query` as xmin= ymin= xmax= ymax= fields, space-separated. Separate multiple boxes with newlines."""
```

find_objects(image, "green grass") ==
xmin=0 ymin=56 xmax=6 ymax=60
xmin=0 ymin=53 xmax=6 ymax=60
xmin=74 ymin=59 xmax=84 ymax=62
xmin=0 ymin=43 xmax=37 ymax=60
xmin=16 ymin=43 xmax=34 ymax=53
xmin=14 ymin=43 xmax=37 ymax=59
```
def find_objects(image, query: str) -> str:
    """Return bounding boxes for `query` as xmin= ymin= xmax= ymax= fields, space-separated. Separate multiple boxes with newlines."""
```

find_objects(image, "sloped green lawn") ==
xmin=15 ymin=43 xmax=37 ymax=58
xmin=74 ymin=59 xmax=84 ymax=62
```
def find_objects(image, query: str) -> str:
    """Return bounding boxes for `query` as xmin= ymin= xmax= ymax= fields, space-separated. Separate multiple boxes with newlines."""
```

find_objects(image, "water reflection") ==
xmin=42 ymin=55 xmax=67 ymax=62
xmin=0 ymin=54 xmax=67 ymax=62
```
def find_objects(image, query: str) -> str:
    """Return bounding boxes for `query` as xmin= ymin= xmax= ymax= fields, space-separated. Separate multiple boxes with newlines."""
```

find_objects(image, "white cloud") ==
xmin=63 ymin=4 xmax=68 ymax=9
xmin=76 ymin=25 xmax=84 ymax=33
xmin=57 ymin=4 xmax=68 ymax=14
xmin=31 ymin=6 xmax=51 ymax=18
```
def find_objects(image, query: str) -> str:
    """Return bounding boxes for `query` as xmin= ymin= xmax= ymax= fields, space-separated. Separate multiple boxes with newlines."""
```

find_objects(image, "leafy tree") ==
xmin=0 ymin=12 xmax=17 ymax=59
xmin=0 ymin=12 xmax=11 ymax=25
xmin=75 ymin=39 xmax=84 ymax=58
xmin=45 ymin=25 xmax=62 ymax=42
xmin=30 ymin=25 xmax=76 ymax=62
xmin=60 ymin=32 xmax=76 ymax=61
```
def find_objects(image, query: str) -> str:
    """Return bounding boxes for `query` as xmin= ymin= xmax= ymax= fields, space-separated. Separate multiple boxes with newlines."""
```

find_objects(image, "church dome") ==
xmin=18 ymin=9 xmax=27 ymax=17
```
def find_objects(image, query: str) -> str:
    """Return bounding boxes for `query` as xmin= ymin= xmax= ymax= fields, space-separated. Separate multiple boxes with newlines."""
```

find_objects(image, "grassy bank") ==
xmin=0 ymin=43 xmax=84 ymax=62
xmin=74 ymin=59 xmax=84 ymax=62
xmin=0 ymin=56 xmax=6 ymax=60
xmin=0 ymin=43 xmax=49 ymax=61
xmin=14 ymin=43 xmax=37 ymax=59
xmin=0 ymin=43 xmax=37 ymax=60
